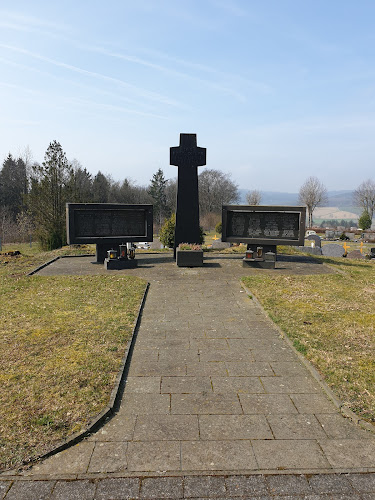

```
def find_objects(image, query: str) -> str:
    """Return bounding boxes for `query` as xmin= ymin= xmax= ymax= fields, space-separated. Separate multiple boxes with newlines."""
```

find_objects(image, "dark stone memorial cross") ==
xmin=170 ymin=133 xmax=206 ymax=257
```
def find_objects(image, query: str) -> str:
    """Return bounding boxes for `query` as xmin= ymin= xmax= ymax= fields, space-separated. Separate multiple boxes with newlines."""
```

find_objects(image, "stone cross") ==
xmin=170 ymin=133 xmax=206 ymax=256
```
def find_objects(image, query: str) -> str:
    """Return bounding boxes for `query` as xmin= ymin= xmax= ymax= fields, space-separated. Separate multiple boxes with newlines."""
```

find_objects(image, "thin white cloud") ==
xmin=0 ymin=44 xmax=182 ymax=108
xmin=83 ymin=45 xmax=249 ymax=102
xmin=66 ymin=97 xmax=169 ymax=120
xmin=242 ymin=115 xmax=375 ymax=141
xmin=0 ymin=11 xmax=70 ymax=32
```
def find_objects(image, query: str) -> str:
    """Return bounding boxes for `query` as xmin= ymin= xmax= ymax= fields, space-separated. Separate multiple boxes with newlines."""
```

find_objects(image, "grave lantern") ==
xmin=119 ymin=244 xmax=127 ymax=260
xmin=107 ymin=249 xmax=117 ymax=260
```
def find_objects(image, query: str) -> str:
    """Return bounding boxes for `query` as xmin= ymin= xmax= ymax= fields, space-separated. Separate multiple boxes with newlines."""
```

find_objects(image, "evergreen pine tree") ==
xmin=148 ymin=168 xmax=170 ymax=226
xmin=28 ymin=140 xmax=72 ymax=250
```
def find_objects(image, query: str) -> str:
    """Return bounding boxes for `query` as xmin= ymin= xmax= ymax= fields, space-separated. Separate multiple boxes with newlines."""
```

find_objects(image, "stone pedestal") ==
xmin=176 ymin=250 xmax=203 ymax=267
xmin=104 ymin=259 xmax=138 ymax=270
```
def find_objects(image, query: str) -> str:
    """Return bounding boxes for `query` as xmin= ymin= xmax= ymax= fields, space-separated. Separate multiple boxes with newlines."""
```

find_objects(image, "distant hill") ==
xmin=238 ymin=189 xmax=357 ymax=212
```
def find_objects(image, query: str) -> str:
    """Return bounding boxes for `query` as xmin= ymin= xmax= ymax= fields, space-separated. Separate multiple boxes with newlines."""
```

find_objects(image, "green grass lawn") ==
xmin=0 ymin=246 xmax=147 ymax=471
xmin=242 ymin=256 xmax=375 ymax=424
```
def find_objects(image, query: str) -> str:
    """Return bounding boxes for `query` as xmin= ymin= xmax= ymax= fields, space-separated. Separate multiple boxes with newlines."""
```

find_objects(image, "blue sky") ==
xmin=1 ymin=0 xmax=375 ymax=192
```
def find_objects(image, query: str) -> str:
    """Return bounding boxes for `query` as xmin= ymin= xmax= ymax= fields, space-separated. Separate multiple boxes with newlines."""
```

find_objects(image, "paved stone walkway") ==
xmin=1 ymin=253 xmax=375 ymax=498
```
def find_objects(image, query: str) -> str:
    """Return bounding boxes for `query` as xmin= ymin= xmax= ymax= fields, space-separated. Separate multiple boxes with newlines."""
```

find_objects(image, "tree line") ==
xmin=297 ymin=176 xmax=375 ymax=230
xmin=0 ymin=141 xmax=239 ymax=249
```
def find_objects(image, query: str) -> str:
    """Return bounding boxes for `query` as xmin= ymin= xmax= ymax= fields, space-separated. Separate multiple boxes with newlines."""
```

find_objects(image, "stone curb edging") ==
xmin=27 ymin=254 xmax=95 ymax=276
xmin=240 ymin=281 xmax=375 ymax=436
xmin=15 ymin=258 xmax=150 ymax=471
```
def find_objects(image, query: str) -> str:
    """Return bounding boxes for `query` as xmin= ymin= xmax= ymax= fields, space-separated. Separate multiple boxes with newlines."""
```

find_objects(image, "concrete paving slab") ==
xmin=5 ymin=480 xmax=55 ymax=499
xmin=161 ymin=377 xmax=212 ymax=394
xmin=51 ymin=479 xmax=96 ymax=499
xmin=225 ymin=361 xmax=274 ymax=377
xmin=307 ymin=474 xmax=354 ymax=495
xmin=198 ymin=349 xmax=255 ymax=362
xmin=88 ymin=442 xmax=128 ymax=473
xmin=133 ymin=415 xmax=199 ymax=441
xmin=315 ymin=414 xmax=372 ymax=439
xmin=123 ymin=376 xmax=161 ymax=394
xmin=171 ymin=394 xmax=243 ymax=415
xmin=266 ymin=414 xmax=328 ymax=440
xmin=127 ymin=359 xmax=186 ymax=377
xmin=127 ymin=441 xmax=181 ymax=472
xmin=250 ymin=347 xmax=298 ymax=362
xmin=119 ymin=394 xmax=170 ymax=414
xmin=225 ymin=474 xmax=268 ymax=496
xmin=289 ymin=394 xmax=337 ymax=414
xmin=319 ymin=439 xmax=375 ymax=469
xmin=158 ymin=351 xmax=199 ymax=363
xmin=198 ymin=414 xmax=273 ymax=440
xmin=183 ymin=476 xmax=226 ymax=497
xmin=87 ymin=414 xmax=136 ymax=442
xmin=261 ymin=376 xmax=320 ymax=393
xmin=190 ymin=339 xmax=229 ymax=350
xmin=25 ymin=442 xmax=95 ymax=475
xmin=346 ymin=472 xmax=375 ymax=491
xmin=211 ymin=376 xmax=264 ymax=394
xmin=140 ymin=476 xmax=183 ymax=498
xmin=0 ymin=481 xmax=10 ymax=499
xmin=266 ymin=474 xmax=313 ymax=496
xmin=130 ymin=348 xmax=159 ymax=362
xmin=239 ymin=394 xmax=298 ymax=414
xmin=181 ymin=440 xmax=257 ymax=471
xmin=185 ymin=361 xmax=228 ymax=376
xmin=270 ymin=361 xmax=311 ymax=377
xmin=228 ymin=337 xmax=286 ymax=351
xmin=252 ymin=440 xmax=331 ymax=470
xmin=94 ymin=477 xmax=139 ymax=499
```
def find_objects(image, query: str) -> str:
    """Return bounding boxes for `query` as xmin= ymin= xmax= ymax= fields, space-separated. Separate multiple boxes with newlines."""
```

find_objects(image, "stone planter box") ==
xmin=176 ymin=249 xmax=203 ymax=267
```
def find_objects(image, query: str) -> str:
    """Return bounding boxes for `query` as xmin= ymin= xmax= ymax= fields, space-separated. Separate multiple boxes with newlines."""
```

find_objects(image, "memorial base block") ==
xmin=104 ymin=259 xmax=138 ymax=270
xmin=176 ymin=250 xmax=203 ymax=267
xmin=243 ymin=258 xmax=275 ymax=269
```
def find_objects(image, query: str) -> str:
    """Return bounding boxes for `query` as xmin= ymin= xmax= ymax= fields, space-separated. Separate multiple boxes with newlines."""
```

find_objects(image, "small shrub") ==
xmin=215 ymin=221 xmax=222 ymax=234
xmin=159 ymin=213 xmax=205 ymax=247
xmin=339 ymin=233 xmax=350 ymax=241
xmin=159 ymin=213 xmax=176 ymax=248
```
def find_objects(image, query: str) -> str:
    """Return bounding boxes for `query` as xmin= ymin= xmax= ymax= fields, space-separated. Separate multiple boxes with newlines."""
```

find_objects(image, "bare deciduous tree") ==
xmin=354 ymin=179 xmax=375 ymax=220
xmin=298 ymin=176 xmax=327 ymax=228
xmin=246 ymin=189 xmax=262 ymax=205
xmin=198 ymin=169 xmax=239 ymax=216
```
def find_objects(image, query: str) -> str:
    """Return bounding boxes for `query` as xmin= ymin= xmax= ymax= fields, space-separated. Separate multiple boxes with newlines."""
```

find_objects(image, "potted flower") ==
xmin=176 ymin=243 xmax=203 ymax=267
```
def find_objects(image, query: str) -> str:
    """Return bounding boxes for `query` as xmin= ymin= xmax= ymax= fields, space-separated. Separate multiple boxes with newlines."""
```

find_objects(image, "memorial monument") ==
xmin=66 ymin=203 xmax=153 ymax=263
xmin=170 ymin=133 xmax=206 ymax=257
xmin=222 ymin=205 xmax=306 ymax=268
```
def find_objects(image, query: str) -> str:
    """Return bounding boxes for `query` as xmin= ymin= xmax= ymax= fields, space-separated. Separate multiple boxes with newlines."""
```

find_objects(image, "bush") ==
xmin=339 ymin=232 xmax=350 ymax=241
xmin=159 ymin=213 xmax=205 ymax=247
xmin=215 ymin=221 xmax=222 ymax=234
xmin=159 ymin=213 xmax=176 ymax=248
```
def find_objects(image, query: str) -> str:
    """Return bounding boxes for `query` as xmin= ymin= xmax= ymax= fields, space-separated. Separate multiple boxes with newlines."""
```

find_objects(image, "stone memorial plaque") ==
xmin=67 ymin=204 xmax=153 ymax=244
xmin=222 ymin=206 xmax=306 ymax=246
xmin=322 ymin=243 xmax=345 ymax=257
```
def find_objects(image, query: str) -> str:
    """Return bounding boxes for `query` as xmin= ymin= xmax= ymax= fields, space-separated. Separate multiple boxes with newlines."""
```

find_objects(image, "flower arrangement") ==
xmin=178 ymin=243 xmax=202 ymax=251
